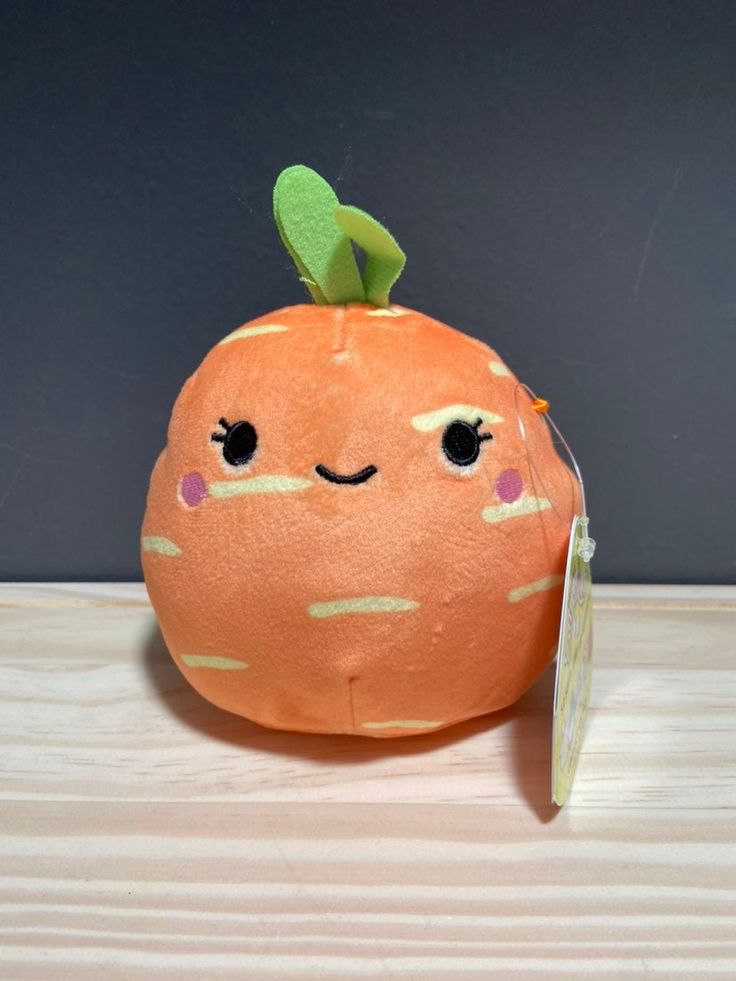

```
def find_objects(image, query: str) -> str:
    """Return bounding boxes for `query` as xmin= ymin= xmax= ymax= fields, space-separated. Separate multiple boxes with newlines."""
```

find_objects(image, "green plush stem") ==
xmin=273 ymin=206 xmax=327 ymax=305
xmin=273 ymin=166 xmax=364 ymax=305
xmin=273 ymin=165 xmax=406 ymax=307
xmin=334 ymin=205 xmax=406 ymax=308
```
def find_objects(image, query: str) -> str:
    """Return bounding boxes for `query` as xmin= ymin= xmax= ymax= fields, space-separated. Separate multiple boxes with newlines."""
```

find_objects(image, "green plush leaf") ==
xmin=334 ymin=205 xmax=406 ymax=307
xmin=273 ymin=166 xmax=365 ymax=305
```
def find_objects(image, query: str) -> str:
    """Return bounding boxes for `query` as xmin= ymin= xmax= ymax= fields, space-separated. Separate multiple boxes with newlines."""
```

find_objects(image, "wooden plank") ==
xmin=1 ymin=584 xmax=735 ymax=977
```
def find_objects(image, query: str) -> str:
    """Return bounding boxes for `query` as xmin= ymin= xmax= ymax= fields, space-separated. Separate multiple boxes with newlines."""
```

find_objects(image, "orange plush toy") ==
xmin=142 ymin=166 xmax=579 ymax=737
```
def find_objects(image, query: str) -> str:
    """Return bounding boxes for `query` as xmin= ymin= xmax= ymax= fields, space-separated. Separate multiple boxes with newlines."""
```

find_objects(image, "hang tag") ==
xmin=551 ymin=515 xmax=595 ymax=806
xmin=510 ymin=382 xmax=595 ymax=805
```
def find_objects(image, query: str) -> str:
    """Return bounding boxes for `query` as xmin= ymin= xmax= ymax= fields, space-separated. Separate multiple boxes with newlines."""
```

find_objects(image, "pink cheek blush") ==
xmin=180 ymin=472 xmax=208 ymax=508
xmin=495 ymin=469 xmax=523 ymax=503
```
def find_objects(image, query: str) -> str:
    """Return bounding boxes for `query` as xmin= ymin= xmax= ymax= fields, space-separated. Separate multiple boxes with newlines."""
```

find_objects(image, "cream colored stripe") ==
xmin=489 ymin=360 xmax=511 ymax=377
xmin=365 ymin=306 xmax=406 ymax=318
xmin=308 ymin=596 xmax=419 ymax=618
xmin=218 ymin=324 xmax=289 ymax=345
xmin=412 ymin=404 xmax=503 ymax=431
xmin=361 ymin=719 xmax=443 ymax=730
xmin=209 ymin=475 xmax=312 ymax=498
xmin=181 ymin=655 xmax=248 ymax=671
xmin=482 ymin=496 xmax=551 ymax=524
xmin=141 ymin=536 xmax=181 ymax=557
xmin=508 ymin=574 xmax=565 ymax=604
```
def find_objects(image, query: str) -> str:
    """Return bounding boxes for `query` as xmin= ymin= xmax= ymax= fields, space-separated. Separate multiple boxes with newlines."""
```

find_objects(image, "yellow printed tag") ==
xmin=551 ymin=515 xmax=594 ymax=806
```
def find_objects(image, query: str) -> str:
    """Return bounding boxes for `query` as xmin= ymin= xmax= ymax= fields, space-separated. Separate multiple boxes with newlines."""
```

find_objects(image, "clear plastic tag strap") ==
xmin=516 ymin=383 xmax=596 ymax=564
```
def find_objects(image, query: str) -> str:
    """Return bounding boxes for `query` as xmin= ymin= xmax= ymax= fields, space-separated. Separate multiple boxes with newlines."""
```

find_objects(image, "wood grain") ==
xmin=1 ymin=583 xmax=735 ymax=978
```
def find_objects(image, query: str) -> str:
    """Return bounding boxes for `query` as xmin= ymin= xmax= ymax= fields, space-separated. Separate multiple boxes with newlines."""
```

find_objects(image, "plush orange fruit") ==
xmin=142 ymin=167 xmax=579 ymax=737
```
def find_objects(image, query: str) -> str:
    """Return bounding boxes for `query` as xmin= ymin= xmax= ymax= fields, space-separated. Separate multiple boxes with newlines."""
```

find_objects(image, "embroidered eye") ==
xmin=441 ymin=418 xmax=492 ymax=467
xmin=211 ymin=418 xmax=258 ymax=467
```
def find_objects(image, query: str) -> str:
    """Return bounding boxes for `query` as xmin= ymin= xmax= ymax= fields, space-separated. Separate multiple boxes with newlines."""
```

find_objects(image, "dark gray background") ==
xmin=1 ymin=1 xmax=734 ymax=583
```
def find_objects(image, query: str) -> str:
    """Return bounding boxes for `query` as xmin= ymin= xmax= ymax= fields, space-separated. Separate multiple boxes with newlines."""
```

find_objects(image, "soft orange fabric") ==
xmin=142 ymin=304 xmax=579 ymax=737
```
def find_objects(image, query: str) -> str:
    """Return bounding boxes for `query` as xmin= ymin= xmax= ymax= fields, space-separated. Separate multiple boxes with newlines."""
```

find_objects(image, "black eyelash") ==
xmin=473 ymin=417 xmax=494 ymax=442
xmin=211 ymin=417 xmax=231 ymax=443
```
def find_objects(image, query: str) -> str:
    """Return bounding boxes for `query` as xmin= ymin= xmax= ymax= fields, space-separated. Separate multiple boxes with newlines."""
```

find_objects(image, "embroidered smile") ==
xmin=315 ymin=463 xmax=378 ymax=485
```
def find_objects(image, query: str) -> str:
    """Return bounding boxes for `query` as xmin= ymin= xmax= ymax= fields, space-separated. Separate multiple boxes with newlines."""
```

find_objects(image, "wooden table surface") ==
xmin=1 ymin=583 xmax=735 ymax=979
